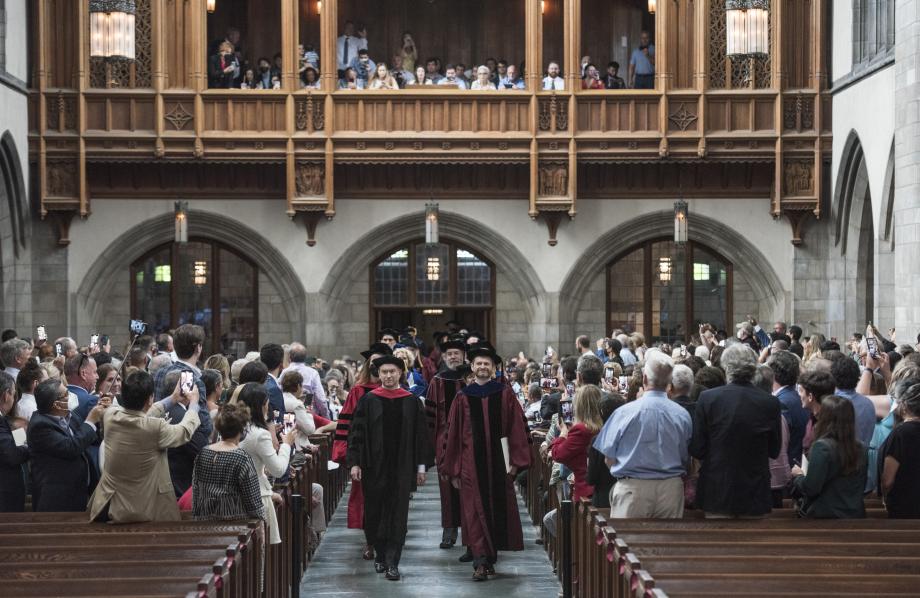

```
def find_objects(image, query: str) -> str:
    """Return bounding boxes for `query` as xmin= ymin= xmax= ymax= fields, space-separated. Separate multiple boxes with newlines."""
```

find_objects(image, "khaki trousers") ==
xmin=608 ymin=477 xmax=685 ymax=518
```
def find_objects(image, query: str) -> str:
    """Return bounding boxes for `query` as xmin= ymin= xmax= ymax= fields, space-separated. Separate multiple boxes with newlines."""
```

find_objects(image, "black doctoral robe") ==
xmin=346 ymin=387 xmax=433 ymax=548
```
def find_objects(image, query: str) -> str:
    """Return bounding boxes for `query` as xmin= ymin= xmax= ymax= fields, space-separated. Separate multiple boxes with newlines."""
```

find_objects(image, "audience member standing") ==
xmin=791 ymin=395 xmax=867 ymax=518
xmin=628 ymin=30 xmax=655 ymax=88
xmin=594 ymin=351 xmax=691 ymax=518
xmin=0 ymin=371 xmax=29 ymax=512
xmin=28 ymin=379 xmax=105 ymax=511
xmin=1 ymin=338 xmax=31 ymax=380
xmin=829 ymin=353 xmax=876 ymax=449
xmin=282 ymin=343 xmax=329 ymax=419
xmin=691 ymin=344 xmax=782 ymax=518
xmin=260 ymin=343 xmax=287 ymax=425
xmin=88 ymin=371 xmax=201 ymax=523
xmin=881 ymin=380 xmax=920 ymax=518
xmin=768 ymin=350 xmax=809 ymax=464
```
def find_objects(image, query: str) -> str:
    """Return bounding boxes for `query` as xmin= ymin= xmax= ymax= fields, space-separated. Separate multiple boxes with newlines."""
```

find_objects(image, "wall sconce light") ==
xmin=674 ymin=199 xmax=688 ymax=245
xmin=423 ymin=309 xmax=444 ymax=315
xmin=541 ymin=0 xmax=546 ymax=14
xmin=316 ymin=0 xmax=322 ymax=14
xmin=648 ymin=0 xmax=656 ymax=14
xmin=174 ymin=200 xmax=188 ymax=244
xmin=658 ymin=257 xmax=671 ymax=283
xmin=425 ymin=202 xmax=439 ymax=244
xmin=207 ymin=0 xmax=216 ymax=14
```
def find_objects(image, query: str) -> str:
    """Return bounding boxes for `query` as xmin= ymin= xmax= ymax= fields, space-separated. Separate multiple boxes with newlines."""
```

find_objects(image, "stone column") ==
xmin=894 ymin=0 xmax=920 ymax=336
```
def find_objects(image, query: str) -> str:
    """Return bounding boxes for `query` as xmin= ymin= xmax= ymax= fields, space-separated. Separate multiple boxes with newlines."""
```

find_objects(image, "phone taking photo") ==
xmin=180 ymin=371 xmax=194 ymax=394
xmin=36 ymin=325 xmax=47 ymax=342
xmin=89 ymin=333 xmax=99 ymax=353
xmin=604 ymin=367 xmax=614 ymax=383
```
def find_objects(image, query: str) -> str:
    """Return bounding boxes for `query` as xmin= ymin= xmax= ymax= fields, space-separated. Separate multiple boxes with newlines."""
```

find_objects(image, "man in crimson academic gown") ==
xmin=347 ymin=355 xmax=433 ymax=581
xmin=332 ymin=342 xmax=392 ymax=559
xmin=441 ymin=342 xmax=531 ymax=582
xmin=424 ymin=334 xmax=468 ymax=549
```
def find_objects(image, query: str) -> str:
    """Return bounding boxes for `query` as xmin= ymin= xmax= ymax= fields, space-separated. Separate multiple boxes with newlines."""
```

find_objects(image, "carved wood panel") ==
xmin=782 ymin=0 xmax=814 ymax=89
xmin=45 ymin=159 xmax=79 ymax=200
xmin=705 ymin=96 xmax=774 ymax=132
xmin=577 ymin=98 xmax=661 ymax=133
xmin=668 ymin=0 xmax=697 ymax=89
xmin=333 ymin=97 xmax=531 ymax=133
xmin=85 ymin=97 xmax=157 ymax=131
xmin=202 ymin=98 xmax=288 ymax=132
xmin=295 ymin=163 xmax=325 ymax=197
xmin=46 ymin=92 xmax=77 ymax=132
xmin=783 ymin=158 xmax=814 ymax=197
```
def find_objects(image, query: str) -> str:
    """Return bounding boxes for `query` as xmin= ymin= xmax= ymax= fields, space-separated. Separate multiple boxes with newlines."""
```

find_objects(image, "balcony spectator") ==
xmin=629 ymin=30 xmax=656 ymax=89
xmin=302 ymin=65 xmax=321 ymax=89
xmin=471 ymin=66 xmax=497 ymax=90
xmin=0 ymin=371 xmax=29 ymax=512
xmin=424 ymin=57 xmax=443 ymax=84
xmin=438 ymin=65 xmax=467 ymax=90
xmin=339 ymin=67 xmax=364 ymax=90
xmin=301 ymin=43 xmax=319 ymax=69
xmin=240 ymin=68 xmax=256 ymax=90
xmin=337 ymin=20 xmax=367 ymax=76
xmin=495 ymin=59 xmax=509 ymax=85
xmin=543 ymin=61 xmax=564 ymax=90
xmin=28 ymin=379 xmax=105 ymax=511
xmin=368 ymin=63 xmax=399 ymax=90
xmin=790 ymin=395 xmax=867 ymax=518
xmin=254 ymin=57 xmax=273 ymax=90
xmin=484 ymin=57 xmax=498 ymax=86
xmin=604 ymin=61 xmax=626 ymax=89
xmin=348 ymin=49 xmax=376 ymax=87
xmin=455 ymin=63 xmax=470 ymax=86
xmin=399 ymin=32 xmax=418 ymax=73
xmin=580 ymin=55 xmax=591 ymax=77
xmin=582 ymin=64 xmax=604 ymax=89
xmin=209 ymin=41 xmax=239 ymax=89
xmin=391 ymin=52 xmax=414 ymax=87
xmin=499 ymin=64 xmax=525 ymax=90
xmin=88 ymin=371 xmax=201 ymax=523
xmin=271 ymin=52 xmax=283 ymax=82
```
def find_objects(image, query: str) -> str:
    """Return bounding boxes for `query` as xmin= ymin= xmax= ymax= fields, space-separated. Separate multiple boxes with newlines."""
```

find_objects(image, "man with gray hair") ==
xmin=1 ymin=339 xmax=32 ymax=379
xmin=53 ymin=337 xmax=78 ymax=360
xmin=690 ymin=344 xmax=781 ymax=518
xmin=281 ymin=343 xmax=329 ymax=419
xmin=669 ymin=364 xmax=696 ymax=417
xmin=593 ymin=350 xmax=692 ymax=518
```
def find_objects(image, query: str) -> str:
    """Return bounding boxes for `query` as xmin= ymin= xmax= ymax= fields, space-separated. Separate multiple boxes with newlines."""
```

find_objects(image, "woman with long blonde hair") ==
xmin=550 ymin=385 xmax=603 ymax=501
xmin=802 ymin=333 xmax=826 ymax=365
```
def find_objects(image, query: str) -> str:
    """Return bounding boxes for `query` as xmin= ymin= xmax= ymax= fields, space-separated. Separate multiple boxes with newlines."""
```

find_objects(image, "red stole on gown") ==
xmin=441 ymin=380 xmax=531 ymax=557
xmin=333 ymin=382 xmax=379 ymax=529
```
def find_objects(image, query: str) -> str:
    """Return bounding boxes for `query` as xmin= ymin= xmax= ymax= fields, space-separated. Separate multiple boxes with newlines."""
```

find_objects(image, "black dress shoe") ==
xmin=484 ymin=564 xmax=496 ymax=576
xmin=472 ymin=565 xmax=488 ymax=581
xmin=458 ymin=548 xmax=474 ymax=562
xmin=362 ymin=545 xmax=375 ymax=560
xmin=439 ymin=528 xmax=457 ymax=549
xmin=385 ymin=567 xmax=401 ymax=581
xmin=374 ymin=562 xmax=386 ymax=574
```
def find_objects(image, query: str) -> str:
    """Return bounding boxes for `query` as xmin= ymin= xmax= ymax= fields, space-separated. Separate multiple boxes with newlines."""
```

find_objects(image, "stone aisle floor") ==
xmin=300 ymin=471 xmax=561 ymax=597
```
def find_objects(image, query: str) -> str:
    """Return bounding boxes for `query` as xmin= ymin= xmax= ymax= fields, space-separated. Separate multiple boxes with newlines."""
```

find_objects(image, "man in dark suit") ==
xmin=153 ymin=324 xmax=213 ymax=450
xmin=260 ymin=343 xmax=286 ymax=425
xmin=767 ymin=349 xmax=808 ymax=465
xmin=0 ymin=372 xmax=29 ymax=512
xmin=28 ymin=379 xmax=106 ymax=512
xmin=690 ymin=344 xmax=782 ymax=518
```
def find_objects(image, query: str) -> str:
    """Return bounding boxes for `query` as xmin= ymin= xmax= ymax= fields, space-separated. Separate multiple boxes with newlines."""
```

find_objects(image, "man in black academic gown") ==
xmin=424 ymin=334 xmax=468 ymax=549
xmin=347 ymin=355 xmax=433 ymax=581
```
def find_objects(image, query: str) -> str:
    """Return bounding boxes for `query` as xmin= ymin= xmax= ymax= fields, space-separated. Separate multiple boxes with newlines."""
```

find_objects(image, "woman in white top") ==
xmin=237 ymin=383 xmax=293 ymax=544
xmin=368 ymin=63 xmax=399 ymax=90
xmin=470 ymin=65 xmax=497 ymax=90
xmin=414 ymin=66 xmax=432 ymax=86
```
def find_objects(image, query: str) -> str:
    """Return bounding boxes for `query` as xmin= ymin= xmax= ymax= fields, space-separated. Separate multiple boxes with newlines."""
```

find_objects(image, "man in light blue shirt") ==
xmin=629 ymin=30 xmax=656 ymax=89
xmin=593 ymin=350 xmax=692 ymax=517
xmin=498 ymin=65 xmax=525 ymax=90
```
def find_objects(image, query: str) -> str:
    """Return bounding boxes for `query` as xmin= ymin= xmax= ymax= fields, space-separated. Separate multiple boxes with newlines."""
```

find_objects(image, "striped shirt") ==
xmin=192 ymin=447 xmax=265 ymax=522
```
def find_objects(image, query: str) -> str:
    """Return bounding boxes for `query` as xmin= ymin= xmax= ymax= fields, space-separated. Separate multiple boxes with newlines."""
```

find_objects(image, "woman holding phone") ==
xmin=95 ymin=364 xmax=121 ymax=400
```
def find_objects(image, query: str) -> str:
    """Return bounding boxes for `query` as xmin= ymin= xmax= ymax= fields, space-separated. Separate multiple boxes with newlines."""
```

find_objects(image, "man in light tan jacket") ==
xmin=88 ymin=370 xmax=200 ymax=523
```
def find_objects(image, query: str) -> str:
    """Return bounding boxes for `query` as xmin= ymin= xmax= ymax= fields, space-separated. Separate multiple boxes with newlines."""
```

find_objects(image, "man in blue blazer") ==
xmin=261 ymin=343 xmax=287 ymax=425
xmin=28 ymin=379 xmax=105 ymax=511
xmin=767 ymin=350 xmax=809 ymax=465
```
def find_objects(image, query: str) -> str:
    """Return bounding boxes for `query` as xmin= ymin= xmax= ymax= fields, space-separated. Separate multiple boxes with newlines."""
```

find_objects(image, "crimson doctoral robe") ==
xmin=441 ymin=380 xmax=531 ymax=558
xmin=425 ymin=367 xmax=465 ymax=528
xmin=332 ymin=382 xmax=379 ymax=529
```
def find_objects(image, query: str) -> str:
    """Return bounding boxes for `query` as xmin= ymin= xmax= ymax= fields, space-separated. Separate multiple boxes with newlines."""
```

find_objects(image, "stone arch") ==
xmin=833 ymin=130 xmax=874 ymax=328
xmin=74 ymin=209 xmax=307 ymax=342
xmin=558 ymin=210 xmax=787 ymax=336
xmin=0 ymin=130 xmax=28 ymax=325
xmin=317 ymin=209 xmax=548 ymax=357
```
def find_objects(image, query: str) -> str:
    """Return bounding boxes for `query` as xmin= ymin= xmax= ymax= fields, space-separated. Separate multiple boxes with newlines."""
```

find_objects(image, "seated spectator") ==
xmin=691 ymin=344 xmax=782 ymax=518
xmin=368 ymin=62 xmax=399 ymax=90
xmin=791 ymin=395 xmax=867 ymax=518
xmin=594 ymin=351 xmax=692 ymax=517
xmin=324 ymin=369 xmax=347 ymax=411
xmin=238 ymin=68 xmax=255 ymax=90
xmin=881 ymin=379 xmax=920 ymax=518
xmin=412 ymin=65 xmax=433 ymax=85
xmin=238 ymin=383 xmax=293 ymax=546
xmin=471 ymin=66 xmax=497 ymax=90
xmin=0 ymin=371 xmax=29 ymax=512
xmin=604 ymin=61 xmax=626 ymax=89
xmin=339 ymin=67 xmax=363 ymax=90
xmin=498 ymin=64 xmax=525 ymax=90
xmin=523 ymin=382 xmax=542 ymax=422
xmin=455 ymin=62 xmax=470 ymax=86
xmin=88 ymin=371 xmax=201 ymax=523
xmin=14 ymin=360 xmax=46 ymax=422
xmin=438 ymin=65 xmax=468 ymax=89
xmin=192 ymin=402 xmax=265 ymax=526
xmin=28 ymin=379 xmax=105 ymax=511
xmin=254 ymin=57 xmax=274 ymax=89
xmin=424 ymin=57 xmax=443 ymax=84
xmin=208 ymin=41 xmax=239 ymax=89
xmin=271 ymin=52 xmax=283 ymax=81
xmin=543 ymin=62 xmax=565 ymax=91
xmin=348 ymin=48 xmax=375 ymax=86
xmin=580 ymin=55 xmax=591 ymax=77
xmin=391 ymin=52 xmax=414 ymax=87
